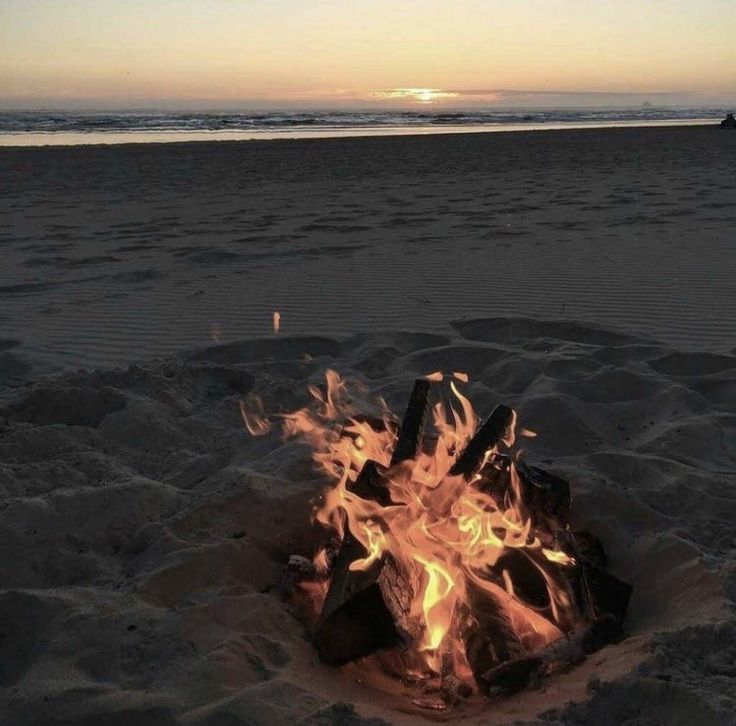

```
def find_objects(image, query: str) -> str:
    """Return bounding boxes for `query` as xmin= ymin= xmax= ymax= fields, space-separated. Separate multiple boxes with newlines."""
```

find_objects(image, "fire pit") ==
xmin=244 ymin=370 xmax=632 ymax=709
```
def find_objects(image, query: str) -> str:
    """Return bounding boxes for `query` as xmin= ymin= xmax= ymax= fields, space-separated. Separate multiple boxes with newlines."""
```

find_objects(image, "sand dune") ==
xmin=1 ymin=319 xmax=735 ymax=724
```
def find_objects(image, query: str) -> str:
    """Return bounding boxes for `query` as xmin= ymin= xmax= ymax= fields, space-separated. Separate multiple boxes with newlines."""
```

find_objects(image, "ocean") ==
xmin=0 ymin=107 xmax=726 ymax=146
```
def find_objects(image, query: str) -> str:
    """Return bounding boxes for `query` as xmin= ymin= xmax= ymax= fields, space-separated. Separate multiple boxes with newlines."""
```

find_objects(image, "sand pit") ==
xmin=1 ymin=318 xmax=734 ymax=724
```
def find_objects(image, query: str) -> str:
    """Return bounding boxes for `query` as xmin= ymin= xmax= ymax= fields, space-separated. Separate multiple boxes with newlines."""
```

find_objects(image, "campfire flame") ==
xmin=245 ymin=370 xmax=581 ymax=690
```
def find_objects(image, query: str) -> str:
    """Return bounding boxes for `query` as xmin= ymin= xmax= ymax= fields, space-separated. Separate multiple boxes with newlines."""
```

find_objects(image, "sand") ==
xmin=1 ymin=126 xmax=735 ymax=376
xmin=0 ymin=127 xmax=735 ymax=725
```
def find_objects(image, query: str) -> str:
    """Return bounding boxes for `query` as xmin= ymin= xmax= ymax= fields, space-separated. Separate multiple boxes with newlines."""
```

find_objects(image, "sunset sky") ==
xmin=1 ymin=0 xmax=734 ymax=109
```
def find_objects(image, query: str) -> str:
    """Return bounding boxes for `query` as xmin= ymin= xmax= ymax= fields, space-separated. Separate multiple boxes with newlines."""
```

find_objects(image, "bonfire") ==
xmin=242 ymin=370 xmax=631 ymax=709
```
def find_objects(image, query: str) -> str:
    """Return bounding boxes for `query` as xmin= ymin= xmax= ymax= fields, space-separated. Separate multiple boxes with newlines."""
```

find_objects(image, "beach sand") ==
xmin=1 ymin=127 xmax=735 ymax=724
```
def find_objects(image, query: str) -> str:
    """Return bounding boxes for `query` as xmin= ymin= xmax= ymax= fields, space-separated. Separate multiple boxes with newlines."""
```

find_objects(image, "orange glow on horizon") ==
xmin=0 ymin=1 xmax=734 ymax=108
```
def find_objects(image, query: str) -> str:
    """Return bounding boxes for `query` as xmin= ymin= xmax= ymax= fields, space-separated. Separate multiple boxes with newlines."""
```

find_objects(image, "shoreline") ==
xmin=0 ymin=116 xmax=719 ymax=148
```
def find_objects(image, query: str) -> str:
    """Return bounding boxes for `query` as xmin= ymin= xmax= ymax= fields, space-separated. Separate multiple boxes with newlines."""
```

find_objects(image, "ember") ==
xmin=245 ymin=371 xmax=631 ymax=704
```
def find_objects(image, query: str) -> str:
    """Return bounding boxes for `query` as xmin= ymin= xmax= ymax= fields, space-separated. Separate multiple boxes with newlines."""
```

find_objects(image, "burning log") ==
xmin=481 ymin=614 xmax=621 ymax=696
xmin=314 ymin=380 xmax=433 ymax=664
xmin=555 ymin=530 xmax=632 ymax=626
xmin=477 ymin=454 xmax=572 ymax=536
xmin=462 ymin=583 xmax=525 ymax=687
xmin=390 ymin=379 xmax=431 ymax=465
xmin=312 ymin=531 xmax=420 ymax=665
xmin=449 ymin=405 xmax=515 ymax=479
xmin=487 ymin=549 xmax=553 ymax=610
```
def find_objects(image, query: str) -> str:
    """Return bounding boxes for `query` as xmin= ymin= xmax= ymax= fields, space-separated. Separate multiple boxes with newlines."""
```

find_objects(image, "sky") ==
xmin=1 ymin=0 xmax=734 ymax=110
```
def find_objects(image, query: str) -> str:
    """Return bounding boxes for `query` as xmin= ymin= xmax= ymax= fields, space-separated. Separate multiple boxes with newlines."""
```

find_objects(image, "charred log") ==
xmin=515 ymin=460 xmax=571 ymax=530
xmin=475 ymin=455 xmax=571 ymax=540
xmin=581 ymin=561 xmax=632 ymax=625
xmin=313 ymin=533 xmax=418 ymax=665
xmin=314 ymin=380 xmax=433 ymax=667
xmin=555 ymin=530 xmax=631 ymax=626
xmin=475 ymin=452 xmax=511 ymax=500
xmin=462 ymin=583 xmax=525 ymax=687
xmin=390 ymin=379 xmax=431 ymax=465
xmin=450 ymin=405 xmax=515 ymax=479
xmin=347 ymin=459 xmax=394 ymax=507
xmin=481 ymin=614 xmax=621 ymax=696
xmin=345 ymin=379 xmax=431 ymax=506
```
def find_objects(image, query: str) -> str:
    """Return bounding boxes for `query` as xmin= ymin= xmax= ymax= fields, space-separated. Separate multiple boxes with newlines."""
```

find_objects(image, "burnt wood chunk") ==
xmin=480 ymin=456 xmax=571 ymax=535
xmin=555 ymin=530 xmax=632 ymax=626
xmin=347 ymin=460 xmax=394 ymax=507
xmin=582 ymin=562 xmax=632 ymax=625
xmin=450 ymin=405 xmax=515 ymax=479
xmin=390 ymin=379 xmax=431 ymax=465
xmin=481 ymin=615 xmax=621 ymax=696
xmin=572 ymin=530 xmax=607 ymax=570
xmin=313 ymin=535 xmax=417 ymax=665
xmin=516 ymin=461 xmax=571 ymax=529
xmin=554 ymin=530 xmax=596 ymax=622
xmin=463 ymin=584 xmax=525 ymax=687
